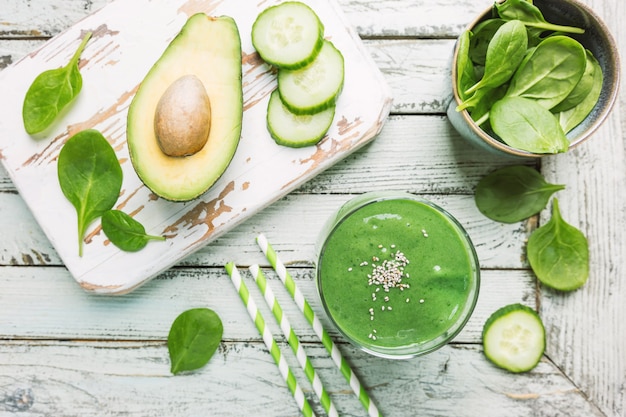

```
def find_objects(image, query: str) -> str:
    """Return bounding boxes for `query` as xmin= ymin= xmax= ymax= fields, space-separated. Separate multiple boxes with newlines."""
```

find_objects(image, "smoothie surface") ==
xmin=318 ymin=197 xmax=477 ymax=352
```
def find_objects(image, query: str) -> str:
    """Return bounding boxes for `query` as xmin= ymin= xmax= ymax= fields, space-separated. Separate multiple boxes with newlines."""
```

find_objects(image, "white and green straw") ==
xmin=249 ymin=264 xmax=339 ymax=417
xmin=225 ymin=262 xmax=317 ymax=417
xmin=256 ymin=234 xmax=382 ymax=417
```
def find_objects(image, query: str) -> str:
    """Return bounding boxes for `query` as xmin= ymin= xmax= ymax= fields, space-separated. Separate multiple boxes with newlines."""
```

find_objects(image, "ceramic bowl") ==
xmin=447 ymin=0 xmax=620 ymax=158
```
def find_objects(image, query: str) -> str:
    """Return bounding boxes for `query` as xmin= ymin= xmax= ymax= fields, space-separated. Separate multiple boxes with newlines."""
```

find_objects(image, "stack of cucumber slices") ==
xmin=252 ymin=1 xmax=344 ymax=147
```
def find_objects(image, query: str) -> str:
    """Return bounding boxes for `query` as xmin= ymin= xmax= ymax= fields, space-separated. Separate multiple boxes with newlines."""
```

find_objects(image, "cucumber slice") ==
xmin=482 ymin=303 xmax=545 ymax=373
xmin=267 ymin=90 xmax=335 ymax=147
xmin=277 ymin=40 xmax=344 ymax=115
xmin=252 ymin=1 xmax=324 ymax=70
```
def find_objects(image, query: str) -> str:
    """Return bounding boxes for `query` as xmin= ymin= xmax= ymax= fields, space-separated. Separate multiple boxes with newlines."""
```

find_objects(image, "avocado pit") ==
xmin=154 ymin=74 xmax=211 ymax=157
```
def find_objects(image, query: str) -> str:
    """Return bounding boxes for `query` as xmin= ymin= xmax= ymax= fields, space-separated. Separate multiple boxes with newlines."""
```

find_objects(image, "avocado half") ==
xmin=127 ymin=14 xmax=243 ymax=201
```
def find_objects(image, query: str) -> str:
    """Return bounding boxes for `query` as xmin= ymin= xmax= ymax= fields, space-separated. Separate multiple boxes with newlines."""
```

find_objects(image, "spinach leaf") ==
xmin=101 ymin=210 xmax=165 ymax=252
xmin=57 ymin=129 xmax=123 ymax=256
xmin=457 ymin=85 xmax=494 ymax=113
xmin=168 ymin=308 xmax=223 ymax=375
xmin=505 ymin=36 xmax=587 ymax=110
xmin=469 ymin=84 xmax=508 ymax=126
xmin=551 ymin=48 xmax=597 ymax=112
xmin=557 ymin=51 xmax=603 ymax=133
xmin=527 ymin=198 xmax=589 ymax=291
xmin=475 ymin=165 xmax=565 ymax=223
xmin=463 ymin=20 xmax=528 ymax=97
xmin=526 ymin=27 xmax=547 ymax=48
xmin=469 ymin=19 xmax=505 ymax=66
xmin=490 ymin=96 xmax=569 ymax=154
xmin=495 ymin=0 xmax=585 ymax=34
xmin=457 ymin=46 xmax=534 ymax=113
xmin=23 ymin=32 xmax=92 ymax=135
xmin=456 ymin=30 xmax=476 ymax=101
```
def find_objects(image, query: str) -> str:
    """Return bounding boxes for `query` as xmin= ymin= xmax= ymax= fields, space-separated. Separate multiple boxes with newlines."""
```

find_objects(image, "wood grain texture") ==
xmin=540 ymin=76 xmax=626 ymax=417
xmin=537 ymin=1 xmax=626 ymax=416
xmin=0 ymin=341 xmax=605 ymax=417
xmin=0 ymin=0 xmax=494 ymax=38
xmin=0 ymin=190 xmax=531 ymax=269
xmin=0 ymin=0 xmax=624 ymax=415
xmin=0 ymin=115 xmax=533 ymax=268
xmin=0 ymin=265 xmax=536 ymax=344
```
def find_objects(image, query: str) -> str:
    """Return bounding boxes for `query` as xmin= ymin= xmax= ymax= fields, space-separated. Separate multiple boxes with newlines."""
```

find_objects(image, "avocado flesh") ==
xmin=127 ymin=14 xmax=243 ymax=201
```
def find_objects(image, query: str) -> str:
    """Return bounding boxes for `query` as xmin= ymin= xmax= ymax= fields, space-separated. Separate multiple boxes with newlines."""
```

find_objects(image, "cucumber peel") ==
xmin=482 ymin=303 xmax=545 ymax=373
xmin=277 ymin=40 xmax=344 ymax=115
xmin=252 ymin=2 xmax=344 ymax=147
xmin=267 ymin=90 xmax=335 ymax=147
xmin=252 ymin=1 xmax=324 ymax=70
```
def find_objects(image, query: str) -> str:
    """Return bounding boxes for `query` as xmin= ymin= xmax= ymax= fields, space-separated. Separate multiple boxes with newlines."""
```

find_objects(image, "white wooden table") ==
xmin=0 ymin=1 xmax=624 ymax=416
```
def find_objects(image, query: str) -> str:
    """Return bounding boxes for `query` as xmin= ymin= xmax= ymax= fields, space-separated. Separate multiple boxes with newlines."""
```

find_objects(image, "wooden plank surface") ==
xmin=537 ymin=0 xmax=626 ymax=415
xmin=1 ymin=0 xmax=625 ymax=416
xmin=0 ymin=341 xmax=605 ymax=417
xmin=0 ymin=265 xmax=536 ymax=343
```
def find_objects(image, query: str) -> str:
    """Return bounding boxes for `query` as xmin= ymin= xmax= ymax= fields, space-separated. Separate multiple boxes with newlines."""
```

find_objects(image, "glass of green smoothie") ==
xmin=315 ymin=191 xmax=480 ymax=359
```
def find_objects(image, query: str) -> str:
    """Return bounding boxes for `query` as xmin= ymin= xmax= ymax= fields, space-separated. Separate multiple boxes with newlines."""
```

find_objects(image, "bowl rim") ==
xmin=450 ymin=0 xmax=621 ymax=158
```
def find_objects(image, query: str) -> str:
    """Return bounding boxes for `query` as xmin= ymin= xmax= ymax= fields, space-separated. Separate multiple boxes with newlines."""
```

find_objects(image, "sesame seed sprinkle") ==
xmin=362 ymin=246 xmax=415 ymax=340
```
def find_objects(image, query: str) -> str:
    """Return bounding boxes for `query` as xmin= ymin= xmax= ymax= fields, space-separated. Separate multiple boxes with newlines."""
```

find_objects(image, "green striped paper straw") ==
xmin=250 ymin=264 xmax=339 ymax=417
xmin=225 ymin=262 xmax=317 ymax=417
xmin=256 ymin=234 xmax=382 ymax=417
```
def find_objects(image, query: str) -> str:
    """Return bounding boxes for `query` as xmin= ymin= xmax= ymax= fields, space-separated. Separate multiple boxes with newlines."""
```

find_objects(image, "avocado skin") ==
xmin=127 ymin=14 xmax=243 ymax=202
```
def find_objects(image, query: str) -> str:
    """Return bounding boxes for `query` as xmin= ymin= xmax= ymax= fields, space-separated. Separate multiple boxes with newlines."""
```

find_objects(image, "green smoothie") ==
xmin=316 ymin=193 xmax=479 ymax=358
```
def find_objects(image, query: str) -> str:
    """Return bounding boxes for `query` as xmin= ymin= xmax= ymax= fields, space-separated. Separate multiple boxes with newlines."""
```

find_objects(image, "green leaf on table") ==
xmin=23 ymin=32 xmax=92 ymax=135
xmin=490 ymin=96 xmax=569 ymax=154
xmin=101 ymin=210 xmax=165 ymax=252
xmin=475 ymin=165 xmax=565 ymax=223
xmin=527 ymin=198 xmax=589 ymax=291
xmin=57 ymin=129 xmax=123 ymax=256
xmin=168 ymin=308 xmax=224 ymax=375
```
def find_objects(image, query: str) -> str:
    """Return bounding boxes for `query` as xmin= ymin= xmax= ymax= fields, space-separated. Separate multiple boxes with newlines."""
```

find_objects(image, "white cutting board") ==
xmin=0 ymin=0 xmax=392 ymax=294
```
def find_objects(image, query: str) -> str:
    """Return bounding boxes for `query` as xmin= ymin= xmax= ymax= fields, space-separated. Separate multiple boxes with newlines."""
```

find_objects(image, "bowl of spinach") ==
xmin=447 ymin=0 xmax=620 ymax=158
